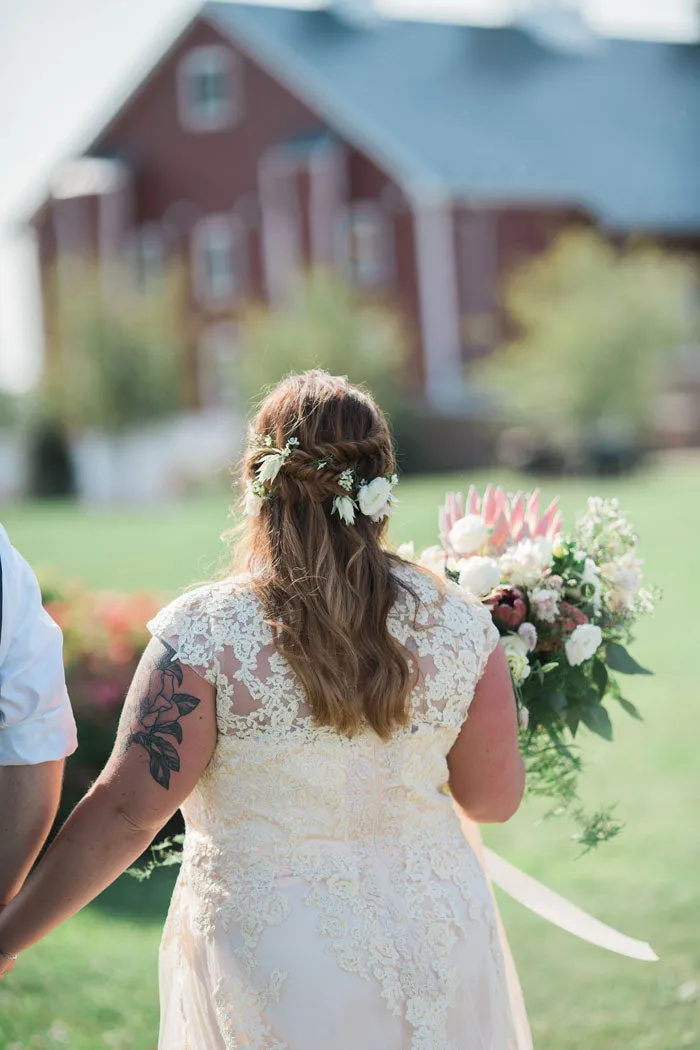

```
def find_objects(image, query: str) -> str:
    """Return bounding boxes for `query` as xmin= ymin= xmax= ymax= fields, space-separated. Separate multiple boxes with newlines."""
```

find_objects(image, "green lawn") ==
xmin=1 ymin=453 xmax=699 ymax=1050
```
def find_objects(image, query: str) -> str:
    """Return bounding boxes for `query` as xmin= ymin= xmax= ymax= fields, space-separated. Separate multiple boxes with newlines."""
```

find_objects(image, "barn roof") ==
xmin=206 ymin=2 xmax=700 ymax=233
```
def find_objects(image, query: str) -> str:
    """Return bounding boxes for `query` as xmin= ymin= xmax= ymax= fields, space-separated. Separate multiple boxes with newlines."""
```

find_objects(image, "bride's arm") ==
xmin=447 ymin=642 xmax=525 ymax=824
xmin=0 ymin=638 xmax=216 ymax=967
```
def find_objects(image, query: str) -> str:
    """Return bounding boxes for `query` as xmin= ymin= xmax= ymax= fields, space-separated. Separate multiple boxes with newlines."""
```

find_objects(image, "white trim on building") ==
xmin=413 ymin=202 xmax=464 ymax=409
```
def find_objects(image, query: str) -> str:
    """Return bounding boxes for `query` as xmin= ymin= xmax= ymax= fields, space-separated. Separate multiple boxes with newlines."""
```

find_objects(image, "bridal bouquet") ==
xmin=398 ymin=487 xmax=658 ymax=849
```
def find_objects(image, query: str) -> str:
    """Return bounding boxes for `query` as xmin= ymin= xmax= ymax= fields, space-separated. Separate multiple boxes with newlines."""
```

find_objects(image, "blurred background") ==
xmin=1 ymin=1 xmax=699 ymax=1047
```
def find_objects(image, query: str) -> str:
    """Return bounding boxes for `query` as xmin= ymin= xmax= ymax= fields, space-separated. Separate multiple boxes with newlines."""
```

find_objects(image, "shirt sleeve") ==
xmin=0 ymin=528 xmax=78 ymax=765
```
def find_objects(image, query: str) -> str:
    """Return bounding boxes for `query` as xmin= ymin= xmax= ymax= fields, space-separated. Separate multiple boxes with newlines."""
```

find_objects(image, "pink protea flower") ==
xmin=440 ymin=486 xmax=562 ymax=557
xmin=486 ymin=586 xmax=528 ymax=629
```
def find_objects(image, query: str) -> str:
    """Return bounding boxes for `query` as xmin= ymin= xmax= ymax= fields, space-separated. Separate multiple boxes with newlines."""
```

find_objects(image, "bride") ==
xmin=0 ymin=371 xmax=528 ymax=1049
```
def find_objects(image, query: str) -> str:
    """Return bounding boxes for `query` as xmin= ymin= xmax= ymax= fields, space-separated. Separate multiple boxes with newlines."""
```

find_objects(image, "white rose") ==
xmin=448 ymin=514 xmax=491 ymax=556
xmin=396 ymin=541 xmax=416 ymax=562
xmin=244 ymin=482 xmax=264 ymax=518
xmin=565 ymin=623 xmax=603 ymax=667
xmin=456 ymin=556 xmax=501 ymax=597
xmin=501 ymin=633 xmax=531 ymax=684
xmin=500 ymin=537 xmax=554 ymax=587
xmin=517 ymin=622 xmax=538 ymax=651
xmin=418 ymin=545 xmax=447 ymax=577
xmin=358 ymin=477 xmax=393 ymax=519
xmin=530 ymin=587 xmax=560 ymax=624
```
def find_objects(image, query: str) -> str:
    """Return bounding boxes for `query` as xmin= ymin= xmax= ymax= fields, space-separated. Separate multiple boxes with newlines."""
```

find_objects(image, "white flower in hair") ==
xmin=333 ymin=495 xmax=357 ymax=525
xmin=257 ymin=452 xmax=286 ymax=485
xmin=358 ymin=477 xmax=393 ymax=519
xmin=244 ymin=481 xmax=265 ymax=518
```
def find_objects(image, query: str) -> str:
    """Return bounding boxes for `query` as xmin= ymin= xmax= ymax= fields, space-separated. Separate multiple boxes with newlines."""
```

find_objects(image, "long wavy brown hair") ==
xmin=231 ymin=371 xmax=418 ymax=739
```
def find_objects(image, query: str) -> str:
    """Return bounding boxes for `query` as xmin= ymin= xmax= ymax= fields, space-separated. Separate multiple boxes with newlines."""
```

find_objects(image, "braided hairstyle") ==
xmin=233 ymin=370 xmax=418 ymax=739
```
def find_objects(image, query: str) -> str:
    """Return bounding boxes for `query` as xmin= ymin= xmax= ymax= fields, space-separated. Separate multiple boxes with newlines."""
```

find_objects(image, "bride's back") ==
xmin=148 ymin=562 xmax=496 ymax=850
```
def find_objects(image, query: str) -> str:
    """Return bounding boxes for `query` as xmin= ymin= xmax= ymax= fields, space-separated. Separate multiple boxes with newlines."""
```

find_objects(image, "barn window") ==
xmin=178 ymin=45 xmax=240 ymax=132
xmin=192 ymin=215 xmax=246 ymax=305
xmin=338 ymin=203 xmax=391 ymax=288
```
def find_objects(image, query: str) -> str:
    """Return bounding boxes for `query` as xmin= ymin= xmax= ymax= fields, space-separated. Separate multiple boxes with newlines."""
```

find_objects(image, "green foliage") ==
xmin=0 ymin=388 xmax=20 ymax=427
xmin=478 ymin=230 xmax=691 ymax=450
xmin=232 ymin=271 xmax=412 ymax=418
xmin=44 ymin=260 xmax=187 ymax=433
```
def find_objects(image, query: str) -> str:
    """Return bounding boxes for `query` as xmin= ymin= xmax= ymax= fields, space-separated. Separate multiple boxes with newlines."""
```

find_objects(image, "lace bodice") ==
xmin=149 ymin=564 xmax=512 ymax=1050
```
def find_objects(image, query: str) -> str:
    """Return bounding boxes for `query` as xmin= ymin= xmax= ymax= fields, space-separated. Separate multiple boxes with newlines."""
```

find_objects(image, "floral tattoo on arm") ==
xmin=119 ymin=640 xmax=200 ymax=789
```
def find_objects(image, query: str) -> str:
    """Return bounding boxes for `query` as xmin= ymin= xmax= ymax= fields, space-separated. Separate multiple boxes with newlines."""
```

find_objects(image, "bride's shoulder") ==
xmin=148 ymin=575 xmax=258 ymax=634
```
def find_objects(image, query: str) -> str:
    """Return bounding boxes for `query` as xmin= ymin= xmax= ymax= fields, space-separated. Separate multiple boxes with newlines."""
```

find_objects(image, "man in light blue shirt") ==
xmin=0 ymin=524 xmax=77 ymax=914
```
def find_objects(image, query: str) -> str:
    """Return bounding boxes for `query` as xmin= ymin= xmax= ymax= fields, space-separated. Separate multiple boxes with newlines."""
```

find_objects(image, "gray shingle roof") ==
xmin=206 ymin=2 xmax=700 ymax=233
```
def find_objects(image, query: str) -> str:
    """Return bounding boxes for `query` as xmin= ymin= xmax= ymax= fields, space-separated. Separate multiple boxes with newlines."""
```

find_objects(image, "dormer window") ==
xmin=178 ymin=45 xmax=240 ymax=132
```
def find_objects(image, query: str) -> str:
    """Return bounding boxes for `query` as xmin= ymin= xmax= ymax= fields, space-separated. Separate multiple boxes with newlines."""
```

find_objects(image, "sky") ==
xmin=0 ymin=0 xmax=698 ymax=393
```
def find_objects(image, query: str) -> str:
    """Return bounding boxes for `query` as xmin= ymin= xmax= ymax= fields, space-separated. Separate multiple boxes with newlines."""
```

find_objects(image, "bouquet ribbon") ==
xmin=458 ymin=811 xmax=658 ymax=962
xmin=458 ymin=813 xmax=656 ymax=1050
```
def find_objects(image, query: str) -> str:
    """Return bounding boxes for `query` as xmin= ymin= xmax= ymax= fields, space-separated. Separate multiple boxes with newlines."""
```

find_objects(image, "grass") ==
xmin=1 ymin=452 xmax=699 ymax=1049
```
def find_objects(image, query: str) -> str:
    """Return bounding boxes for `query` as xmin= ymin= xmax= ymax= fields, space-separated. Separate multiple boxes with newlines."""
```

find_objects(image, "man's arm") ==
xmin=0 ymin=761 xmax=65 ymax=906
xmin=0 ymin=639 xmax=216 ymax=966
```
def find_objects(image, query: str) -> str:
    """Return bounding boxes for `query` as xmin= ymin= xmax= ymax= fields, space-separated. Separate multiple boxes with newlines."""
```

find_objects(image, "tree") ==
xmin=44 ymin=260 xmax=187 ymax=433
xmin=232 ymin=272 xmax=412 ymax=420
xmin=477 ymin=230 xmax=691 ymax=456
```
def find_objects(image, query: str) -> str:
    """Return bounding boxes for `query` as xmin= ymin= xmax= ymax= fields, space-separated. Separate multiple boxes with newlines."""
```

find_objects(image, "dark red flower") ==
xmin=486 ymin=586 xmax=527 ymax=629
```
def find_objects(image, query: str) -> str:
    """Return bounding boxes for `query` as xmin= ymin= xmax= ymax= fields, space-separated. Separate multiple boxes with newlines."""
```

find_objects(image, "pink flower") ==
xmin=440 ymin=486 xmax=561 ymax=557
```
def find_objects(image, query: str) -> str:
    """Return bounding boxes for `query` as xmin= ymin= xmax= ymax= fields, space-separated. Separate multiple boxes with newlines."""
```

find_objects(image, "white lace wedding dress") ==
xmin=148 ymin=565 xmax=524 ymax=1050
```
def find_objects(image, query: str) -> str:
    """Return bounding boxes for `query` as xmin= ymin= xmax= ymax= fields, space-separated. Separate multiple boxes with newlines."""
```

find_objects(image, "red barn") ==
xmin=30 ymin=1 xmax=700 ymax=411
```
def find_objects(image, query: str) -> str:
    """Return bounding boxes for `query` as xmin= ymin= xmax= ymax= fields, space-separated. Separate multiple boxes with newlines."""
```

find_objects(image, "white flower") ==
xmin=338 ymin=469 xmax=354 ymax=492
xmin=603 ymin=550 xmax=644 ymax=611
xmin=418 ymin=545 xmax=448 ymax=577
xmin=500 ymin=537 xmax=554 ymax=587
xmin=502 ymin=633 xmax=531 ymax=684
xmin=448 ymin=514 xmax=491 ymax=556
xmin=517 ymin=622 xmax=538 ymax=651
xmin=257 ymin=452 xmax=285 ymax=485
xmin=581 ymin=558 xmax=602 ymax=612
xmin=565 ymin=623 xmax=603 ymax=667
xmin=397 ymin=541 xmax=416 ymax=562
xmin=530 ymin=587 xmax=560 ymax=624
xmin=333 ymin=495 xmax=357 ymax=525
xmin=456 ymin=556 xmax=501 ymax=597
xmin=518 ymin=704 xmax=530 ymax=730
xmin=357 ymin=477 xmax=393 ymax=518
xmin=244 ymin=481 xmax=264 ymax=517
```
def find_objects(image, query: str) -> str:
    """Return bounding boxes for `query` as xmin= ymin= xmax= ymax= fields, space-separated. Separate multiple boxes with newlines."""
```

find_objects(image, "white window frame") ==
xmin=337 ymin=201 xmax=391 ymax=288
xmin=177 ymin=45 xmax=241 ymax=133
xmin=191 ymin=215 xmax=246 ymax=307
xmin=198 ymin=322 xmax=239 ymax=409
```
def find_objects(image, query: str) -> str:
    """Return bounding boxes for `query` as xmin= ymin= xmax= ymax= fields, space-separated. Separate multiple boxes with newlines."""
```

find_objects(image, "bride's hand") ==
xmin=0 ymin=953 xmax=16 ymax=979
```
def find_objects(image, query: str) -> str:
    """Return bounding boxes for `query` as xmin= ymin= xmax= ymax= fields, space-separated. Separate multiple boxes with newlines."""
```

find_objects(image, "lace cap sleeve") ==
xmin=146 ymin=584 xmax=217 ymax=683
xmin=445 ymin=580 xmax=500 ymax=683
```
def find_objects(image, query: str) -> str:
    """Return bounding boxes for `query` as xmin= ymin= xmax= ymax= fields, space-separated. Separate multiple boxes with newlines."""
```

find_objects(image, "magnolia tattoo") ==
xmin=120 ymin=641 xmax=199 ymax=789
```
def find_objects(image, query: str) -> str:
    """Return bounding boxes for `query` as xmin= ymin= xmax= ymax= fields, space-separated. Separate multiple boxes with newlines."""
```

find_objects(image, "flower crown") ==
xmin=244 ymin=434 xmax=398 ymax=526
